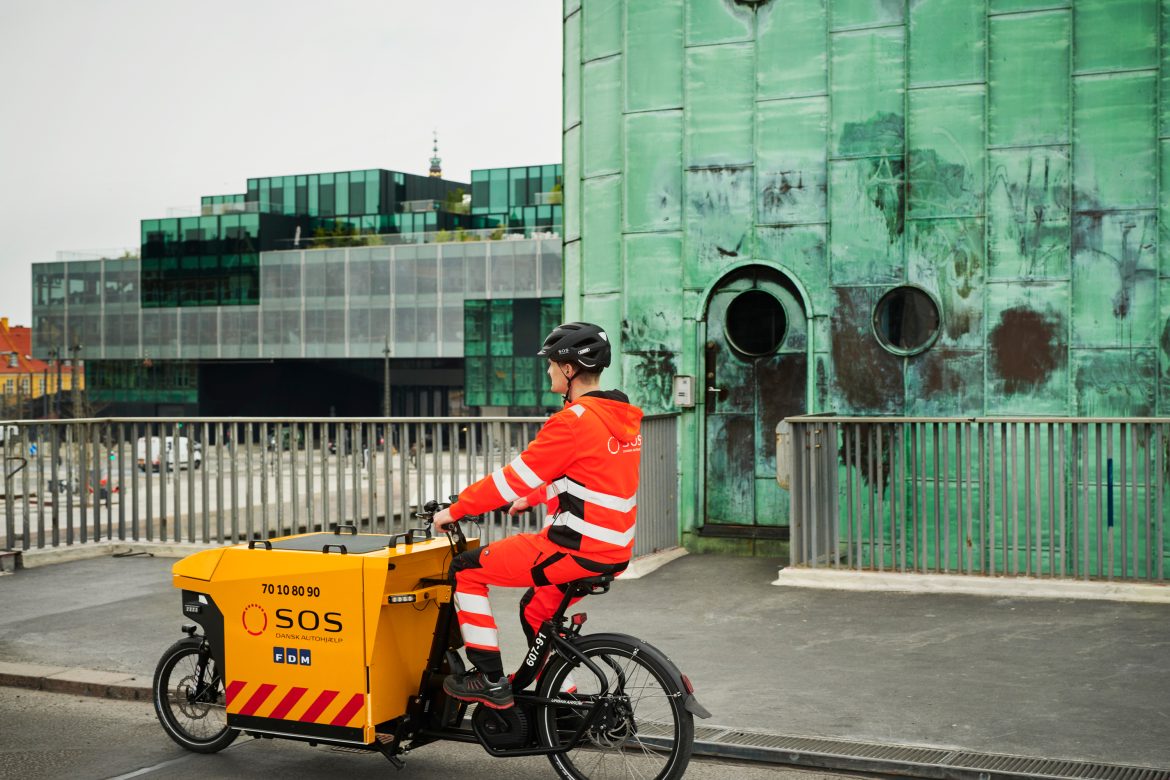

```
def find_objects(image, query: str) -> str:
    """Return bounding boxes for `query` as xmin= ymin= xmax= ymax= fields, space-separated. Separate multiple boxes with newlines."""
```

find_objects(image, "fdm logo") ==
xmin=242 ymin=603 xmax=268 ymax=636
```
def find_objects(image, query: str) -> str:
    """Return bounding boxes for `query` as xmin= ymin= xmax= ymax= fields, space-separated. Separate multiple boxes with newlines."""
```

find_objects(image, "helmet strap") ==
xmin=561 ymin=365 xmax=574 ymax=405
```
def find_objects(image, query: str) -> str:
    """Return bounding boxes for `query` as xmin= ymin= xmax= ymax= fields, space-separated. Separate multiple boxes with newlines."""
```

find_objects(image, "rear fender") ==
xmin=565 ymin=632 xmax=711 ymax=719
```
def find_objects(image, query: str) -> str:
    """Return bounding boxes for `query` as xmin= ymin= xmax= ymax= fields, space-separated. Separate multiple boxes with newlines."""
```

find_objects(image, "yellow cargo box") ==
xmin=173 ymin=530 xmax=475 ymax=745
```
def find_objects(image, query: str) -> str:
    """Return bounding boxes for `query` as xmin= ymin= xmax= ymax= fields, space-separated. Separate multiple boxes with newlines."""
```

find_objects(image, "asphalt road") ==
xmin=0 ymin=687 xmax=866 ymax=780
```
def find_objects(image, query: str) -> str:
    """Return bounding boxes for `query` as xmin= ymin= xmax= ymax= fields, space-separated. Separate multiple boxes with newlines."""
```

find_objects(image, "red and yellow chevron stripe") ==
xmin=225 ymin=680 xmax=366 ymax=728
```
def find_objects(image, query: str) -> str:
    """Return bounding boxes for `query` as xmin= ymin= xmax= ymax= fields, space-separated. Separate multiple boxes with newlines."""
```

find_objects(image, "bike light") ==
xmin=682 ymin=674 xmax=695 ymax=694
xmin=571 ymin=613 xmax=588 ymax=627
xmin=387 ymin=594 xmax=417 ymax=604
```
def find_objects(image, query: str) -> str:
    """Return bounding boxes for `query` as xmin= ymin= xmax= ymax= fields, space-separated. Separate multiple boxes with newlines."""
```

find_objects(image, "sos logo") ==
xmin=275 ymin=608 xmax=343 ymax=633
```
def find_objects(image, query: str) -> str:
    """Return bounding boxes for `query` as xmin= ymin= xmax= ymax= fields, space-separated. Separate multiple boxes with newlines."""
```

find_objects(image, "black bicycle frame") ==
xmin=404 ymin=526 xmax=617 ymax=757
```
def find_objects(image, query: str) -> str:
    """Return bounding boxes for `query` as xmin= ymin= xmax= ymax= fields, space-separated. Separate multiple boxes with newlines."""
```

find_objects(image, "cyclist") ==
xmin=433 ymin=321 xmax=643 ymax=709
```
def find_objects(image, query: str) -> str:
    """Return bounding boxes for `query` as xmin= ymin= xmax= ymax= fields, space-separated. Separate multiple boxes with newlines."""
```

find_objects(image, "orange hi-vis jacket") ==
xmin=449 ymin=391 xmax=644 ymax=564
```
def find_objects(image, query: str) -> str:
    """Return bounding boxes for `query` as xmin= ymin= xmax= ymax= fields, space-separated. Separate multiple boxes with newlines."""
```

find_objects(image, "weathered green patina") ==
xmin=563 ymin=0 xmax=1169 ymax=552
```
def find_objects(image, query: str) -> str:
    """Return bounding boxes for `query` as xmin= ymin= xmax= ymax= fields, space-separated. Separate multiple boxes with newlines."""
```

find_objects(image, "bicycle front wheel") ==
xmin=152 ymin=636 xmax=238 ymax=753
xmin=537 ymin=635 xmax=694 ymax=780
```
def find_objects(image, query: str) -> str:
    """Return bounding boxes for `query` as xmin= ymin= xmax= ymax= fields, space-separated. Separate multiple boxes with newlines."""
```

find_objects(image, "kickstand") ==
xmin=375 ymin=735 xmax=406 ymax=769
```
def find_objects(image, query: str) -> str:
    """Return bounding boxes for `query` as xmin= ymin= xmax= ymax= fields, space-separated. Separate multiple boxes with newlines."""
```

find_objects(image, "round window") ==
xmin=725 ymin=289 xmax=787 ymax=358
xmin=872 ymin=286 xmax=940 ymax=356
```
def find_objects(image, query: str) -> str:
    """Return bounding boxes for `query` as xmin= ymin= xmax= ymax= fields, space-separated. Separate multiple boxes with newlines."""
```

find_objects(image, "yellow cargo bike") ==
xmin=152 ymin=501 xmax=710 ymax=780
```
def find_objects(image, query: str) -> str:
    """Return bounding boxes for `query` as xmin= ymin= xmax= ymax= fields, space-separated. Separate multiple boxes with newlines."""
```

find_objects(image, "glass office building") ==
xmin=470 ymin=164 xmax=563 ymax=235
xmin=32 ymin=239 xmax=562 ymax=415
xmin=139 ymin=168 xmax=471 ymax=311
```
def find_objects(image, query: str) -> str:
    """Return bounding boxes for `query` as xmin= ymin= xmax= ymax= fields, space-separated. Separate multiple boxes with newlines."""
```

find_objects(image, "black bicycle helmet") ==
xmin=537 ymin=321 xmax=611 ymax=370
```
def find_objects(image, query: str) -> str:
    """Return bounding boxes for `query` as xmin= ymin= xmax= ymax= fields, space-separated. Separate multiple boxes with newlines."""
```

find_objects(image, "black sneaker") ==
xmin=443 ymin=672 xmax=514 ymax=710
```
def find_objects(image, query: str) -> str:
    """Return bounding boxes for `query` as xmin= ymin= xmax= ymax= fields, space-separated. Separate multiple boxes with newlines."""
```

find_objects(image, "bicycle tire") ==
xmin=152 ymin=636 xmax=238 ymax=753
xmin=536 ymin=634 xmax=694 ymax=780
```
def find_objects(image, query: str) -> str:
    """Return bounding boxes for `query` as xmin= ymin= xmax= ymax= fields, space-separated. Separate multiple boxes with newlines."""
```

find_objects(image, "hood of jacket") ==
xmin=573 ymin=390 xmax=643 ymax=444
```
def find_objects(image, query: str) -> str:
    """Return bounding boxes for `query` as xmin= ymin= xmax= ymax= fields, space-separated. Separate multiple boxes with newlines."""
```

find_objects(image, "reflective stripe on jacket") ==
xmin=449 ymin=393 xmax=643 ymax=563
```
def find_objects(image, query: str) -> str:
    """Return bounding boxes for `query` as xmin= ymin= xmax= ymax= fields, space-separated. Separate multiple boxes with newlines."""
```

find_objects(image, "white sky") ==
xmin=0 ymin=0 xmax=563 ymax=326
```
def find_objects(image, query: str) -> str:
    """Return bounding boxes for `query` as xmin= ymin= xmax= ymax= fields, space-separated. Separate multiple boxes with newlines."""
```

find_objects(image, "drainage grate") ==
xmin=642 ymin=725 xmax=1170 ymax=780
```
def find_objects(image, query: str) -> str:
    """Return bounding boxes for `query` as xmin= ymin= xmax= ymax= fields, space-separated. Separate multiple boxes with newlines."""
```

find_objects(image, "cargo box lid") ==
xmin=268 ymin=532 xmax=391 ymax=555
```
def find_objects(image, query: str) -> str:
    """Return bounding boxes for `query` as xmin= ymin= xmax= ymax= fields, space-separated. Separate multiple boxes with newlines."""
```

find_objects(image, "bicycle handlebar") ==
xmin=416 ymin=498 xmax=483 ymax=528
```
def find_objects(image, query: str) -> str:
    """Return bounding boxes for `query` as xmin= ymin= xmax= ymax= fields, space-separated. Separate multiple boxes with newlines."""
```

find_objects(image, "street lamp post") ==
xmin=45 ymin=348 xmax=59 ymax=418
xmin=55 ymin=350 xmax=62 ymax=418
xmin=69 ymin=343 xmax=82 ymax=418
xmin=382 ymin=336 xmax=392 ymax=417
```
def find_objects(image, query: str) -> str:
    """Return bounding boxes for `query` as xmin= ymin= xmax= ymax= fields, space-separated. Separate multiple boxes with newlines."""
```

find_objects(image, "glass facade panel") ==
xmin=465 ymin=243 xmax=487 ymax=294
xmin=464 ymin=299 xmax=488 ymax=357
xmin=324 ymin=249 xmax=346 ymax=298
xmin=489 ymin=357 xmax=514 ymax=406
xmin=441 ymin=244 xmax=465 ymax=293
xmin=464 ymin=355 xmax=488 ymax=406
xmin=394 ymin=245 xmax=418 ymax=298
xmin=281 ymin=310 xmax=302 ymax=351
xmin=394 ymin=304 xmax=416 ymax=344
xmin=510 ymin=168 xmax=528 ymax=208
xmin=335 ymin=171 xmax=349 ymax=215
xmin=416 ymin=305 xmax=437 ymax=345
xmin=471 ymin=170 xmax=491 ymax=214
xmin=513 ymin=242 xmax=537 ymax=293
xmin=348 ymin=253 xmax=371 ymax=297
xmin=349 ymin=308 xmax=370 ymax=345
xmin=490 ymin=243 xmax=515 ymax=294
xmin=489 ymin=299 xmax=513 ymax=356
xmin=370 ymin=247 xmax=391 ymax=295
xmin=325 ymin=309 xmax=346 ymax=350
xmin=489 ymin=169 xmax=508 ymax=212
xmin=540 ymin=240 xmax=563 ymax=292
xmin=416 ymin=246 xmax=439 ymax=295
xmin=303 ymin=254 xmax=326 ymax=299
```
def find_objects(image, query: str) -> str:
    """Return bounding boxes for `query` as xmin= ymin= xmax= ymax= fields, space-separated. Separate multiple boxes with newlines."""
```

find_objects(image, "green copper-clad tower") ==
xmin=563 ymin=0 xmax=1170 ymax=550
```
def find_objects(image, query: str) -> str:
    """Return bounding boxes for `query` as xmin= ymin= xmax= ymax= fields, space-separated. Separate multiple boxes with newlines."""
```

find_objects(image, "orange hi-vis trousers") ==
xmin=450 ymin=532 xmax=627 ymax=679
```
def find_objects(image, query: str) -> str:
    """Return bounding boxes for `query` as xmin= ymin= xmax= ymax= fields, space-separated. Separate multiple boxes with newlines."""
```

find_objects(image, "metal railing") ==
xmin=1 ymin=415 xmax=679 ymax=557
xmin=787 ymin=417 xmax=1168 ymax=583
xmin=635 ymin=414 xmax=680 ymax=557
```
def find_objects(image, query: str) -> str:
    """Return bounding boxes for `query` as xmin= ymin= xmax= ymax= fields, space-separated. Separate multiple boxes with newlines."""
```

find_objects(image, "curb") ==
xmin=619 ymin=546 xmax=687 ymax=579
xmin=0 ymin=661 xmax=151 ymax=702
xmin=13 ymin=541 xmax=219 ymax=569
xmin=773 ymin=567 xmax=1170 ymax=604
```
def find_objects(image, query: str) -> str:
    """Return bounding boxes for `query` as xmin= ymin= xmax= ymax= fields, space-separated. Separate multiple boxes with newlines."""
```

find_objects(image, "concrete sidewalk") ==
xmin=1 ymin=549 xmax=1168 ymax=772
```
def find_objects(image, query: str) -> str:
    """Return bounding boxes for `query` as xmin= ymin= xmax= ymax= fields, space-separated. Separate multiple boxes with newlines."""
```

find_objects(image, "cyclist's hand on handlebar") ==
xmin=507 ymin=496 xmax=531 ymax=515
xmin=432 ymin=507 xmax=459 ymax=533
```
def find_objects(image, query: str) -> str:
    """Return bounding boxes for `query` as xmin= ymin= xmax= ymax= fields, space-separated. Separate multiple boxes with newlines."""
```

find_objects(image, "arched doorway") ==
xmin=703 ymin=265 xmax=808 ymax=529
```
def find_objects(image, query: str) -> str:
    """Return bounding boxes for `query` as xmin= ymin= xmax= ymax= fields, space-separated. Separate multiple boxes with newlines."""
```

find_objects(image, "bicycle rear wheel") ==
xmin=536 ymin=635 xmax=694 ymax=780
xmin=152 ymin=636 xmax=238 ymax=753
